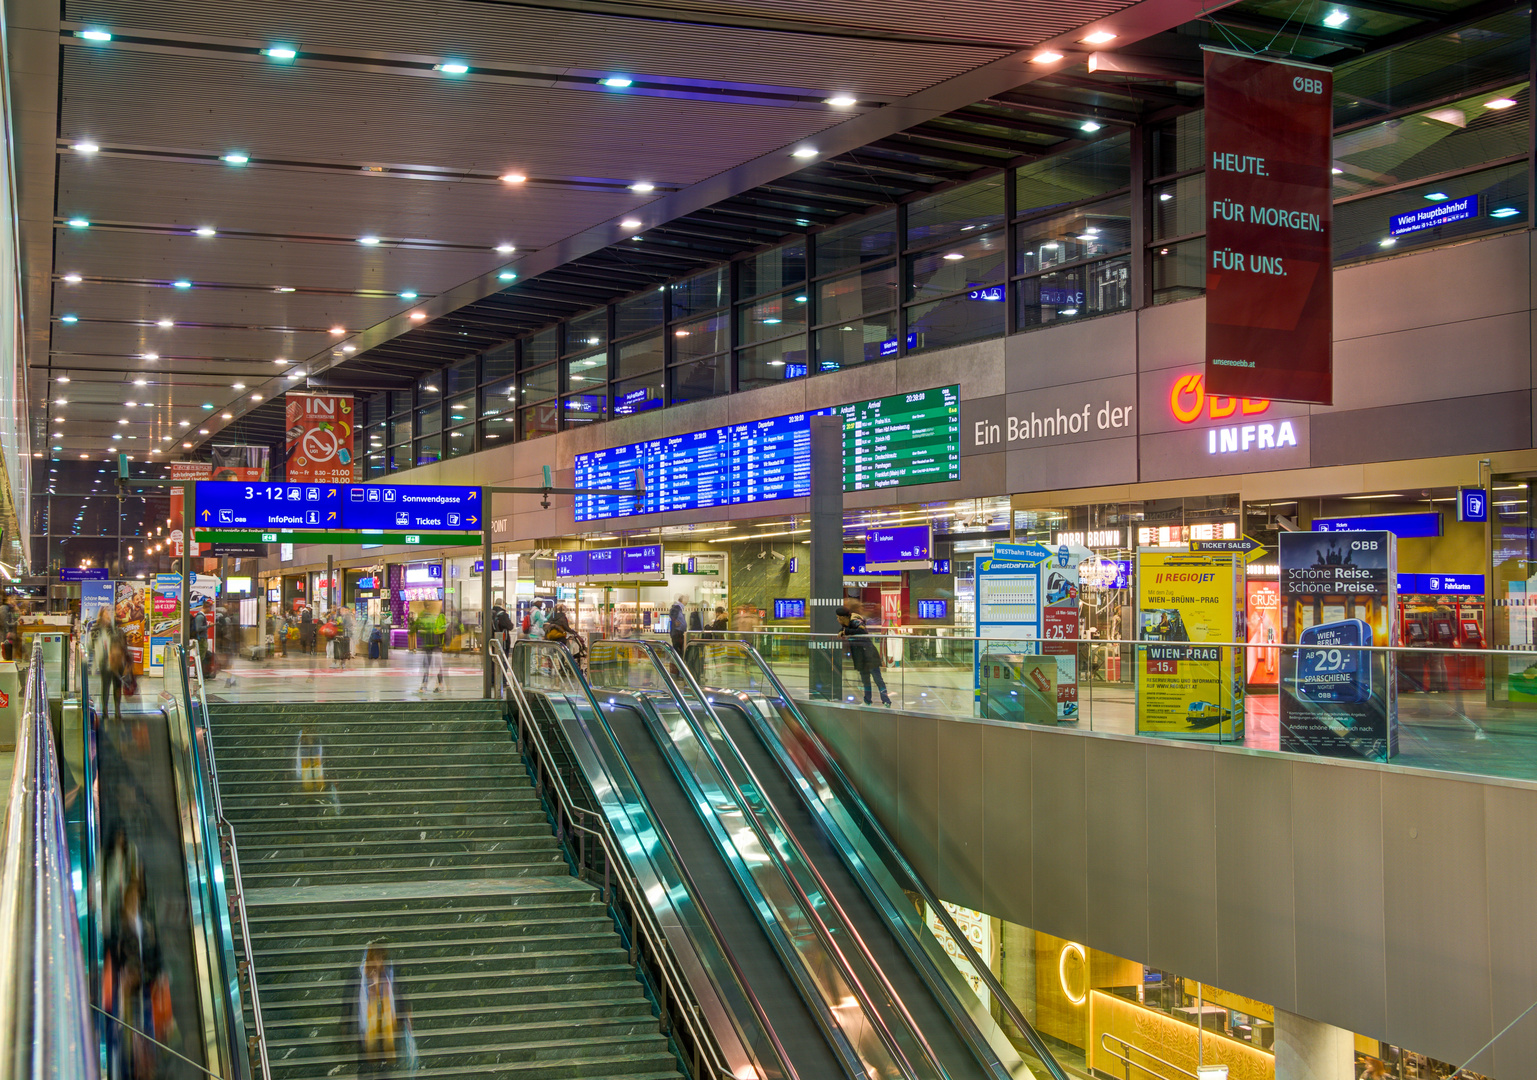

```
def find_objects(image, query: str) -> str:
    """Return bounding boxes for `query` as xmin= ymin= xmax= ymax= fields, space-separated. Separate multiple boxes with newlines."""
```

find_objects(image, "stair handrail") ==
xmin=493 ymin=644 xmax=742 ymax=1080
xmin=182 ymin=646 xmax=271 ymax=1080
xmin=0 ymin=642 xmax=99 ymax=1079
xmin=1098 ymin=1032 xmax=1197 ymax=1080
xmin=692 ymin=637 xmax=1073 ymax=1080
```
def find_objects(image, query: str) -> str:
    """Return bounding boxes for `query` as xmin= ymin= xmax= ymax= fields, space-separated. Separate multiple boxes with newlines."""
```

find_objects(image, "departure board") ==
xmin=573 ymin=385 xmax=960 ymax=522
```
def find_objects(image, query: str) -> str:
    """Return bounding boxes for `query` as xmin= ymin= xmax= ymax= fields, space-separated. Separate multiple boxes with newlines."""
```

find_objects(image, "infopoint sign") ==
xmin=1168 ymin=373 xmax=1298 ymax=456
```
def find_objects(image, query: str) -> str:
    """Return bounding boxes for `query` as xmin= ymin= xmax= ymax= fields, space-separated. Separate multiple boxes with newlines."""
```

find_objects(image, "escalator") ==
xmin=501 ymin=638 xmax=1067 ymax=1080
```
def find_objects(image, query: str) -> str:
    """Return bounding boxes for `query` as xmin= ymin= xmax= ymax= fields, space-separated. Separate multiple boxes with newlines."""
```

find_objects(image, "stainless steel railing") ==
xmin=0 ymin=642 xmax=99 ymax=1079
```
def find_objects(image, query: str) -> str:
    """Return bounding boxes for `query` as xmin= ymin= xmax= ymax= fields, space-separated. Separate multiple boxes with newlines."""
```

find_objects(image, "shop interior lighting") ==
xmin=435 ymin=62 xmax=470 ymax=74
xmin=1492 ymin=207 xmax=1522 ymax=218
xmin=194 ymin=226 xmax=217 ymax=236
xmin=66 ymin=218 xmax=89 ymax=229
xmin=1031 ymin=51 xmax=1063 ymax=63
xmin=263 ymin=45 xmax=298 ymax=60
xmin=500 ymin=173 xmax=527 ymax=184
xmin=791 ymin=147 xmax=818 ymax=159
xmin=1323 ymin=9 xmax=1349 ymax=26
xmin=77 ymin=29 xmax=112 ymax=41
xmin=825 ymin=94 xmax=857 ymax=107
xmin=222 ymin=152 xmax=249 ymax=165
xmin=628 ymin=182 xmax=655 ymax=193
xmin=1423 ymin=192 xmax=1449 ymax=201
xmin=600 ymin=76 xmax=633 ymax=87
xmin=60 ymin=314 xmax=78 ymax=324
xmin=1485 ymin=97 xmax=1518 ymax=110
xmin=1080 ymin=120 xmax=1101 ymax=132
xmin=1080 ymin=30 xmax=1117 ymax=44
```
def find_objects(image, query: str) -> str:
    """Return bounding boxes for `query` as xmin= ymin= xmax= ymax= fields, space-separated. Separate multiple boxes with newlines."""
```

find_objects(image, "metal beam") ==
xmin=868 ymin=137 xmax=1009 ymax=169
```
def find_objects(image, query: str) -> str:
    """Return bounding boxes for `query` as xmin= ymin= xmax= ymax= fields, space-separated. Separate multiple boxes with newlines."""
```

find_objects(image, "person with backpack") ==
xmin=491 ymin=601 xmax=515 ymax=657
xmin=190 ymin=600 xmax=214 ymax=677
xmin=837 ymin=606 xmax=891 ymax=707
xmin=215 ymin=603 xmax=237 ymax=687
xmin=530 ymin=601 xmax=547 ymax=639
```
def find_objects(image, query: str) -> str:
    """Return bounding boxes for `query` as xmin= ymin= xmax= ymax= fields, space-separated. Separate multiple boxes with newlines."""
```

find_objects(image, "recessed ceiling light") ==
xmin=66 ymin=218 xmax=89 ymax=229
xmin=179 ymin=419 xmax=190 ymax=426
xmin=342 ymin=344 xmax=356 ymax=352
xmin=498 ymin=271 xmax=516 ymax=281
xmin=825 ymin=94 xmax=857 ymax=107
xmin=438 ymin=62 xmax=470 ymax=74
xmin=600 ymin=76 xmax=633 ymax=87
xmin=357 ymin=236 xmax=381 ymax=246
xmin=1323 ymin=8 xmax=1350 ymax=26
xmin=942 ymin=252 xmax=964 ymax=261
xmin=329 ymin=326 xmax=346 ymax=335
xmin=1423 ymin=191 xmax=1449 ymax=201
xmin=1379 ymin=237 xmax=1396 ymax=247
xmin=141 ymin=352 xmax=158 ymax=360
xmin=31 ymin=452 xmax=40 ymax=458
xmin=500 ymin=173 xmax=527 ymax=184
xmin=172 ymin=280 xmax=191 ymax=289
xmin=1486 ymin=97 xmax=1518 ymax=110
xmin=125 ymin=401 xmax=136 ymax=407
xmin=1080 ymin=30 xmax=1117 ymax=43
xmin=133 ymin=379 xmax=147 ymax=386
xmin=199 ymin=428 xmax=210 ymax=434
xmin=55 ymin=376 xmax=69 ymax=384
xmin=398 ymin=290 xmax=417 ymax=300
xmin=629 ymin=182 xmax=655 ymax=193
xmin=410 ymin=311 xmax=426 ymax=320
xmin=620 ymin=218 xmax=642 ymax=228
xmin=80 ymin=453 xmax=90 ymax=458
xmin=72 ymin=141 xmax=100 ymax=154
xmin=263 ymin=45 xmax=298 ymax=60
xmin=221 ymin=412 xmax=233 ymax=419
xmin=1081 ymin=120 xmax=1101 ymax=132
xmin=251 ymin=393 xmax=262 ymax=401
xmin=222 ymin=152 xmax=249 ymax=165
xmin=232 ymin=382 xmax=245 ymax=390
xmin=60 ymin=314 xmax=78 ymax=324
xmin=276 ymin=286 xmax=296 ymax=293
xmin=791 ymin=147 xmax=818 ymax=159
xmin=161 ymin=435 xmax=171 ymax=441
xmin=62 ymin=273 xmax=82 ymax=283
xmin=1031 ymin=51 xmax=1064 ymax=63
xmin=117 ymin=418 xmax=128 ymax=425
xmin=274 ymin=357 xmax=288 ymax=365
xmin=157 ymin=318 xmax=173 ymax=328
xmin=77 ymin=29 xmax=112 ymax=41
xmin=1492 ymin=206 xmax=1521 ymax=218
xmin=424 ymin=384 xmax=439 ymax=392
xmin=494 ymin=243 xmax=515 ymax=254
xmin=202 ymin=403 xmax=214 ymax=409
xmin=1331 ymin=167 xmax=1344 ymax=174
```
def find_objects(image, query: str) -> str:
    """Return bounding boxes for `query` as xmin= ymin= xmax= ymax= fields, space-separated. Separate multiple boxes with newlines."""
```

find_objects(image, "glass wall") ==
xmin=359 ymin=9 xmax=1530 ymax=468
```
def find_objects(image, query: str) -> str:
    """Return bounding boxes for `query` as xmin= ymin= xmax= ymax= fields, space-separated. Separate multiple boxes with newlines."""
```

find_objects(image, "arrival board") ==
xmin=573 ymin=385 xmax=960 ymax=522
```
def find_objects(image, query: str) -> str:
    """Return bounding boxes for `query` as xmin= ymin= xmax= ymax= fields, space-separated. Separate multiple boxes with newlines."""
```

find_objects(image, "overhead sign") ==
xmin=555 ymin=544 xmax=663 ymax=580
xmin=285 ymin=393 xmax=355 ymax=484
xmin=1398 ymin=573 xmax=1484 ymax=595
xmin=864 ymin=525 xmax=932 ymax=569
xmin=1204 ymin=49 xmax=1334 ymax=405
xmin=59 ymin=567 xmax=108 ymax=581
xmin=195 ymin=481 xmax=341 ymax=530
xmin=344 ymin=484 xmax=481 ymax=531
xmin=1189 ymin=535 xmax=1265 ymax=561
xmin=842 ymin=552 xmax=899 ymax=578
xmin=1313 ymin=512 xmax=1441 ymax=538
xmin=1458 ymin=488 xmax=1487 ymax=523
xmin=1391 ymin=195 xmax=1477 ymax=237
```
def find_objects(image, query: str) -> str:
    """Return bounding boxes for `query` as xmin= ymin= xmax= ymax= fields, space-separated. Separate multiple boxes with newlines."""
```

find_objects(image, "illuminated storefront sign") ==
xmin=1137 ymin=523 xmax=1238 ymax=546
xmin=1054 ymin=530 xmax=1123 ymax=549
xmin=1167 ymin=373 xmax=1296 ymax=455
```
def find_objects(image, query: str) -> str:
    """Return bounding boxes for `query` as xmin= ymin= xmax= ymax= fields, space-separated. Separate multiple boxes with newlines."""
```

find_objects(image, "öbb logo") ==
xmin=1168 ymin=374 xmax=1270 ymax=424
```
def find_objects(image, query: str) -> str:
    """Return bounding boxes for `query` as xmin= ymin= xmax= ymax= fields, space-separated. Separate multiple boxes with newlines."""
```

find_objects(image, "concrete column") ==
xmin=1275 ymin=1009 xmax=1354 ymax=1080
xmin=808 ymin=415 xmax=844 ymax=700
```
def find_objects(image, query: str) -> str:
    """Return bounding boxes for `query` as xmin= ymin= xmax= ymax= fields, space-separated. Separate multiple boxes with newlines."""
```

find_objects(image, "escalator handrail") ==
xmin=179 ymin=645 xmax=271 ymax=1080
xmin=694 ymin=638 xmax=1071 ymax=1080
xmin=0 ymin=643 xmax=99 ymax=1079
xmin=599 ymin=638 xmax=937 ymax=1080
xmin=495 ymin=643 xmax=744 ymax=1080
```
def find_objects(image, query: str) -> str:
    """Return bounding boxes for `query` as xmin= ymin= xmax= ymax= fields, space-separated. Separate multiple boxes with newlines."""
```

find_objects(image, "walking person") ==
xmin=416 ymin=608 xmax=446 ymax=692
xmin=685 ymin=603 xmax=705 ymax=678
xmin=300 ymin=605 xmax=316 ymax=656
xmin=837 ymin=606 xmax=891 ymax=707
xmin=669 ymin=595 xmax=686 ymax=673
xmin=93 ymin=608 xmax=129 ymax=721
xmin=215 ymin=602 xmax=237 ymax=687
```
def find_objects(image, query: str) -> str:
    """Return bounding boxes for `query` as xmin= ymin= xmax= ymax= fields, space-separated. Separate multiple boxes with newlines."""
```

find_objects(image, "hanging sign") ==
xmin=1203 ymin=49 xmax=1334 ymax=405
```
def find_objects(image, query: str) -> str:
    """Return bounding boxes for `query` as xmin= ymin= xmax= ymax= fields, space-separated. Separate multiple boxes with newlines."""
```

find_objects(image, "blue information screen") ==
xmin=556 ymin=544 xmax=663 ymax=579
xmin=555 ymin=551 xmax=588 ymax=578
xmin=773 ymin=598 xmax=806 ymax=619
xmin=342 ymin=485 xmax=482 ymax=531
xmin=916 ymin=599 xmax=949 ymax=619
xmin=865 ymin=525 xmax=931 ymax=566
xmin=195 ymin=481 xmax=342 ymax=530
xmin=573 ymin=386 xmax=960 ymax=522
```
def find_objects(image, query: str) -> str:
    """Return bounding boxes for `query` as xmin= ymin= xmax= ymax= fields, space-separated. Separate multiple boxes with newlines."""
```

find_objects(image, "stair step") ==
xmin=246 ymin=901 xmax=601 ymax=935
xmin=260 ymin=998 xmax=654 ymax=1040
xmin=254 ymin=931 xmax=620 ymax=964
xmin=242 ymin=860 xmax=565 ymax=888
xmin=256 ymin=960 xmax=639 ymax=997
xmin=217 ymin=764 xmax=521 ymax=783
xmin=268 ymin=1051 xmax=678 ymax=1080
xmin=214 ymin=732 xmax=510 ymax=750
xmin=239 ymin=834 xmax=559 ymax=858
xmin=245 ymin=848 xmax=561 ymax=871
xmin=269 ymin=1014 xmax=660 ymax=1057
xmin=231 ymin=822 xmax=554 ymax=845
xmin=256 ymin=977 xmax=646 ymax=1022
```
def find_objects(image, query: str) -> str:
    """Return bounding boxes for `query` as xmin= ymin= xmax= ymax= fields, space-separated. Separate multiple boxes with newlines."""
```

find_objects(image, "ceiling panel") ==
xmin=56 ymin=155 xmax=638 ymax=253
xmin=47 ymin=279 xmax=407 ymax=329
xmin=61 ymin=49 xmax=842 ymax=182
xmin=71 ymin=0 xmax=1010 ymax=89
xmin=48 ymin=322 xmax=333 ymax=362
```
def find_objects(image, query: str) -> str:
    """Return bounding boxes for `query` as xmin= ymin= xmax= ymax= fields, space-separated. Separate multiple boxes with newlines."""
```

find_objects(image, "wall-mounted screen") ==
xmin=773 ymin=599 xmax=807 ymax=619
xmin=573 ymin=386 xmax=961 ymax=521
xmin=916 ymin=598 xmax=949 ymax=619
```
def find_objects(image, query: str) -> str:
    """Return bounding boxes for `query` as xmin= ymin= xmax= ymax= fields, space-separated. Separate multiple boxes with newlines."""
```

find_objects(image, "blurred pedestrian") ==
xmin=416 ymin=608 xmax=446 ymax=692
xmin=837 ymin=606 xmax=890 ymax=707
xmin=355 ymin=943 xmax=415 ymax=1076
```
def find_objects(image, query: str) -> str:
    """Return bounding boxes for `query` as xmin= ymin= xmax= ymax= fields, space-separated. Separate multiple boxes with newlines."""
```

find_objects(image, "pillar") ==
xmin=1274 ymin=1009 xmax=1354 ymax=1080
xmin=808 ymin=414 xmax=844 ymax=700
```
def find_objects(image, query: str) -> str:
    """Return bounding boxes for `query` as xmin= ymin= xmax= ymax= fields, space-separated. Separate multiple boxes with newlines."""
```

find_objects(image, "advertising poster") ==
xmin=285 ymin=393 xmax=355 ymax=484
xmin=167 ymin=462 xmax=211 ymax=558
xmin=1134 ymin=549 xmax=1244 ymax=740
xmin=1246 ymin=579 xmax=1280 ymax=687
xmin=974 ymin=541 xmax=1090 ymax=722
xmin=210 ymin=444 xmax=270 ymax=481
xmin=114 ymin=579 xmax=147 ymax=674
xmin=149 ymin=574 xmax=183 ymax=675
xmin=1278 ymin=531 xmax=1398 ymax=761
xmin=1204 ymin=49 xmax=1334 ymax=405
xmin=81 ymin=579 xmax=115 ymax=626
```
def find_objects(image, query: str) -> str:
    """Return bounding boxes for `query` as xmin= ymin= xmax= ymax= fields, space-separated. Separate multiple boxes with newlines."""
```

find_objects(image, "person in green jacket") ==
xmin=416 ymin=609 xmax=447 ymax=692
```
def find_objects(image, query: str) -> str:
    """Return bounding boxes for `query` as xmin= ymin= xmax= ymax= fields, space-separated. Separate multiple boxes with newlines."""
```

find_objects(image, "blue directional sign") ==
xmin=1313 ymin=512 xmax=1442 ymax=538
xmin=195 ymin=481 xmax=342 ymax=531
xmin=59 ymin=567 xmax=108 ymax=581
xmin=1459 ymin=488 xmax=1488 ymax=523
xmin=341 ymin=485 xmax=483 ymax=531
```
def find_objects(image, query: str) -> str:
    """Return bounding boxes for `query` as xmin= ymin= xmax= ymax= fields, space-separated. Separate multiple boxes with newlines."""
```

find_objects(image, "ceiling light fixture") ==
xmin=251 ymin=393 xmax=263 ymax=401
xmin=140 ymin=352 xmax=158 ymax=360
xmin=410 ymin=311 xmax=426 ymax=320
xmin=436 ymin=62 xmax=469 ymax=74
xmin=498 ymin=271 xmax=516 ymax=281
xmin=1379 ymin=237 xmax=1396 ymax=247
xmin=157 ymin=318 xmax=173 ymax=327
xmin=398 ymin=290 xmax=417 ymax=300
xmin=357 ymin=235 xmax=381 ymax=246
xmin=791 ymin=147 xmax=817 ymax=159
xmin=179 ymin=420 xmax=190 ymax=426
xmin=222 ymin=152 xmax=249 ymax=165
xmin=1323 ymin=8 xmax=1350 ymax=26
xmin=329 ymin=326 xmax=346 ymax=335
xmin=495 ymin=243 xmax=515 ymax=253
xmin=342 ymin=344 xmax=356 ymax=352
xmin=194 ymin=226 xmax=216 ymax=237
xmin=274 ymin=357 xmax=288 ymax=364
xmin=172 ymin=280 xmax=191 ymax=289
xmin=1423 ymin=191 xmax=1449 ymax=201
xmin=55 ymin=376 xmax=69 ymax=384
xmin=276 ymin=286 xmax=296 ymax=293
xmin=60 ymin=315 xmax=78 ymax=324
xmin=132 ymin=379 xmax=146 ymax=386
xmin=66 ymin=218 xmax=89 ymax=229
xmin=117 ymin=418 xmax=128 ymax=425
xmin=628 ymin=182 xmax=655 ymax=193
xmin=1081 ymin=120 xmax=1101 ymax=132
xmin=72 ymin=141 xmax=100 ymax=154
xmin=62 ymin=273 xmax=82 ymax=283
xmin=500 ymin=173 xmax=527 ymax=184
xmin=263 ymin=45 xmax=298 ymax=60
xmin=620 ymin=218 xmax=642 ymax=228
xmin=1492 ymin=206 xmax=1522 ymax=218
xmin=221 ymin=412 xmax=233 ymax=419
xmin=232 ymin=382 xmax=245 ymax=390
xmin=1031 ymin=51 xmax=1064 ymax=63
xmin=1080 ymin=30 xmax=1117 ymax=44
xmin=1486 ymin=97 xmax=1518 ymax=110
xmin=942 ymin=252 xmax=964 ymax=261
xmin=825 ymin=94 xmax=857 ymax=107
xmin=1331 ymin=167 xmax=1344 ymax=174
xmin=77 ymin=29 xmax=112 ymax=41
xmin=601 ymin=76 xmax=633 ymax=87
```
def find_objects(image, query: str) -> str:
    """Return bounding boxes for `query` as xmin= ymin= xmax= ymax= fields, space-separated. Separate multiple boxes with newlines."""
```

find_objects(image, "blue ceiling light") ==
xmin=172 ymin=280 xmax=192 ymax=289
xmin=60 ymin=315 xmax=78 ymax=324
xmin=222 ymin=152 xmax=249 ymax=165
xmin=263 ymin=45 xmax=298 ymax=60
xmin=398 ymin=290 xmax=418 ymax=300
xmin=436 ymin=62 xmax=470 ymax=75
xmin=1323 ymin=8 xmax=1350 ymax=26
xmin=498 ymin=271 xmax=517 ymax=281
xmin=1492 ymin=207 xmax=1521 ymax=218
xmin=76 ymin=28 xmax=112 ymax=41
xmin=601 ymin=76 xmax=633 ymax=88
xmin=1423 ymin=191 xmax=1449 ymax=201
xmin=66 ymin=217 xmax=90 ymax=229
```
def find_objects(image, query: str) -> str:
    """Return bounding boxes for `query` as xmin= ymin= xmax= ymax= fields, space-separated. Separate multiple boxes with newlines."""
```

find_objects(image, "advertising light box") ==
xmin=865 ymin=525 xmax=932 ymax=569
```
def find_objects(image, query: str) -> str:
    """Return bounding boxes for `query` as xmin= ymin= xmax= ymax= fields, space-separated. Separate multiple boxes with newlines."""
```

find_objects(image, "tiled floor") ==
xmin=193 ymin=651 xmax=490 ymax=704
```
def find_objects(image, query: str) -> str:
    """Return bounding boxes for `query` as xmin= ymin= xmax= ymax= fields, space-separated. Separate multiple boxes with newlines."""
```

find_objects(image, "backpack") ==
xmin=522 ymin=613 xmax=532 ymax=634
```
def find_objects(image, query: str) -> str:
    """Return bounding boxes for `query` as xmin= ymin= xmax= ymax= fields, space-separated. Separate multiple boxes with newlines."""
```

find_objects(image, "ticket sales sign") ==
xmin=1204 ymin=49 xmax=1334 ymax=405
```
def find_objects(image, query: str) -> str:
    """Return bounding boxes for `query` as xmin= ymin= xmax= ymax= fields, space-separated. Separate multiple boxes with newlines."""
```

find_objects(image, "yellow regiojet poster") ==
xmin=1135 ymin=549 xmax=1244 ymax=740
